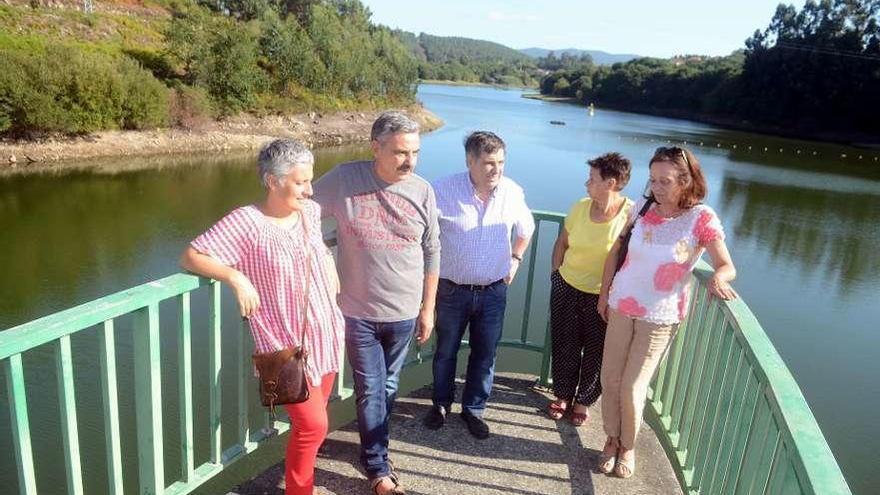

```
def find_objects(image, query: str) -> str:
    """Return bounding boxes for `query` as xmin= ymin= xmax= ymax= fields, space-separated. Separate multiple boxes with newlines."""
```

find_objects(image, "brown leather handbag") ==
xmin=251 ymin=213 xmax=313 ymax=417
xmin=253 ymin=345 xmax=310 ymax=416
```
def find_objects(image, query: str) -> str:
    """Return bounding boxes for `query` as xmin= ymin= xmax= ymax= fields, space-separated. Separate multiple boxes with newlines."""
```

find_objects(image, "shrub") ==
xmin=118 ymin=57 xmax=169 ymax=129
xmin=168 ymin=84 xmax=214 ymax=129
xmin=0 ymin=46 xmax=169 ymax=136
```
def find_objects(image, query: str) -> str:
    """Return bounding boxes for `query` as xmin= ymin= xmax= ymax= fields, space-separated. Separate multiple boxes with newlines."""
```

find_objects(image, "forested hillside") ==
xmin=539 ymin=0 xmax=880 ymax=138
xmin=0 ymin=0 xmax=418 ymax=137
xmin=394 ymin=31 xmax=542 ymax=86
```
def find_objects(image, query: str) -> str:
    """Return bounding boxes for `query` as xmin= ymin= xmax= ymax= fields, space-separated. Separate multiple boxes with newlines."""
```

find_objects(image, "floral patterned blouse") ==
xmin=608 ymin=200 xmax=725 ymax=325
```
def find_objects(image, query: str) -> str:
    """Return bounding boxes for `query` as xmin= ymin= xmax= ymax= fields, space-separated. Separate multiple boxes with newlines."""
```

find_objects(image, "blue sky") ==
xmin=361 ymin=0 xmax=790 ymax=58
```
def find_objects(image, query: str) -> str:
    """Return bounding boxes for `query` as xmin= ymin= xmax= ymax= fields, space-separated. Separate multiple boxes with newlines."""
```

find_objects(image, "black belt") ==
xmin=442 ymin=278 xmax=504 ymax=291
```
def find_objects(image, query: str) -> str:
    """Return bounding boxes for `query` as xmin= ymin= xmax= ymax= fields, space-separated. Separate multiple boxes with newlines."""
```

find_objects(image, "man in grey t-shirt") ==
xmin=313 ymin=111 xmax=439 ymax=495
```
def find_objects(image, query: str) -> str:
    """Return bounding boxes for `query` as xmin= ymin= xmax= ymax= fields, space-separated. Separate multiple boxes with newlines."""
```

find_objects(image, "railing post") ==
xmin=519 ymin=216 xmax=543 ymax=344
xmin=209 ymin=281 xmax=223 ymax=464
xmin=100 ymin=320 xmax=124 ymax=495
xmin=178 ymin=294 xmax=195 ymax=481
xmin=4 ymin=354 xmax=38 ymax=495
xmin=56 ymin=335 xmax=84 ymax=495
xmin=238 ymin=317 xmax=253 ymax=451
xmin=134 ymin=303 xmax=164 ymax=495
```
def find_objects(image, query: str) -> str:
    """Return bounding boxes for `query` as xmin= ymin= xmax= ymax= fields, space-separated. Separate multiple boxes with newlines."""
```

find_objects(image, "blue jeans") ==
xmin=431 ymin=279 xmax=508 ymax=417
xmin=344 ymin=316 xmax=416 ymax=480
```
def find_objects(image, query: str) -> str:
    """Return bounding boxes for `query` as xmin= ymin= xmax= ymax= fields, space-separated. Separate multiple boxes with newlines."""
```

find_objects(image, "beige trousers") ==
xmin=600 ymin=309 xmax=678 ymax=449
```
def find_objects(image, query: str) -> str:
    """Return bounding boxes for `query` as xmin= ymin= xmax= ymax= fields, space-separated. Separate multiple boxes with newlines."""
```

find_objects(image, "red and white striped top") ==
xmin=191 ymin=200 xmax=344 ymax=386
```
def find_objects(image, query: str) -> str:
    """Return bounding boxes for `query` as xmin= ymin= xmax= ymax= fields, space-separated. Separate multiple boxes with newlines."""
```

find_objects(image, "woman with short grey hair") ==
xmin=180 ymin=138 xmax=343 ymax=495
xmin=258 ymin=138 xmax=315 ymax=188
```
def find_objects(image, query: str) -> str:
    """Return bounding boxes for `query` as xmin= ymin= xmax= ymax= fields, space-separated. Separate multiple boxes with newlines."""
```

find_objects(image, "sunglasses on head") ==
xmin=653 ymin=146 xmax=691 ymax=168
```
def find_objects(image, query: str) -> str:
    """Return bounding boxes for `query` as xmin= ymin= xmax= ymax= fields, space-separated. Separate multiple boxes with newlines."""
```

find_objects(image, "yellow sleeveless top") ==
xmin=558 ymin=197 xmax=633 ymax=294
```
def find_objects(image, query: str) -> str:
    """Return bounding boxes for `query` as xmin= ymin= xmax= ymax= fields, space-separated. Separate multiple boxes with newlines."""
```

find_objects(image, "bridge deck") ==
xmin=230 ymin=372 xmax=682 ymax=495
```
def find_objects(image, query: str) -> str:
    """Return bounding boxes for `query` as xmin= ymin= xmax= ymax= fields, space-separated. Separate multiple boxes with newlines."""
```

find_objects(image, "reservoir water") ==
xmin=1 ymin=84 xmax=877 ymax=493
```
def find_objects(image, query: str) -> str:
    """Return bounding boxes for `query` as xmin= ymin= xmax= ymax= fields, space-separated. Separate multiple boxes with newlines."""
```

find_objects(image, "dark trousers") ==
xmin=549 ymin=270 xmax=606 ymax=406
xmin=344 ymin=316 xmax=416 ymax=480
xmin=431 ymin=278 xmax=508 ymax=417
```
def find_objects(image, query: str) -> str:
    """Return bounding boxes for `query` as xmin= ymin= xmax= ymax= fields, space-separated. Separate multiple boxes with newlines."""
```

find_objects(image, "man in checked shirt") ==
xmin=424 ymin=131 xmax=535 ymax=439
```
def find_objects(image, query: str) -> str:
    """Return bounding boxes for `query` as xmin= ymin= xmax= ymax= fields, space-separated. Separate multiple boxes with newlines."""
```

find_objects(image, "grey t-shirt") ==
xmin=313 ymin=160 xmax=440 ymax=321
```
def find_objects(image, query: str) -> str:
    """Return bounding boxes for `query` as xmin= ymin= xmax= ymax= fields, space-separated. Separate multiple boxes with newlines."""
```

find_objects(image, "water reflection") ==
xmin=718 ymin=173 xmax=880 ymax=298
xmin=0 ymin=146 xmax=370 ymax=329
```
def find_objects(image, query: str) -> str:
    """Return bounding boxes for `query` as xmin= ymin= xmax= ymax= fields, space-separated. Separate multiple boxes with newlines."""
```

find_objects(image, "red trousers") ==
xmin=283 ymin=373 xmax=336 ymax=495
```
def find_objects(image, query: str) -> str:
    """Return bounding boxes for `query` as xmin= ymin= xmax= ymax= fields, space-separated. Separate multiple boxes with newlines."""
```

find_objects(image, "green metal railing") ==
xmin=644 ymin=260 xmax=851 ymax=495
xmin=0 ymin=211 xmax=850 ymax=494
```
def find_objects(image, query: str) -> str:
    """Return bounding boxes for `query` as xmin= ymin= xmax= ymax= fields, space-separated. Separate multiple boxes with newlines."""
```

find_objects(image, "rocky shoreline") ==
xmin=0 ymin=105 xmax=443 ymax=175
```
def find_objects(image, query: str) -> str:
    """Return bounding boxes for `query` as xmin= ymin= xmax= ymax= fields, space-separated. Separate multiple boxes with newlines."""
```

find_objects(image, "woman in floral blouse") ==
xmin=595 ymin=146 xmax=737 ymax=479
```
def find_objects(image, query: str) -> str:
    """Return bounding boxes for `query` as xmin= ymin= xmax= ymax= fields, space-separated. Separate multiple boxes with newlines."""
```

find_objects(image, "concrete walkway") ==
xmin=230 ymin=372 xmax=682 ymax=495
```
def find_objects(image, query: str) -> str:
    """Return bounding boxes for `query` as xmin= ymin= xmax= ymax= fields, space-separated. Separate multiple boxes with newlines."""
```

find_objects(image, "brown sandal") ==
xmin=569 ymin=407 xmax=589 ymax=426
xmin=597 ymin=437 xmax=618 ymax=474
xmin=545 ymin=399 xmax=568 ymax=420
xmin=371 ymin=473 xmax=405 ymax=495
xmin=614 ymin=450 xmax=635 ymax=479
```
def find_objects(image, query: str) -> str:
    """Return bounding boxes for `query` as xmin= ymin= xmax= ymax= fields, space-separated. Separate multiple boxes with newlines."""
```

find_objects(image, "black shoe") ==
xmin=423 ymin=405 xmax=446 ymax=430
xmin=460 ymin=410 xmax=490 ymax=439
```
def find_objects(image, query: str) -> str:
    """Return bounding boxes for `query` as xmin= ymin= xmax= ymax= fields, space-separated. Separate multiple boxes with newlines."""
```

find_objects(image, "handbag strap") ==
xmin=298 ymin=211 xmax=312 ymax=354
xmin=620 ymin=196 xmax=655 ymax=240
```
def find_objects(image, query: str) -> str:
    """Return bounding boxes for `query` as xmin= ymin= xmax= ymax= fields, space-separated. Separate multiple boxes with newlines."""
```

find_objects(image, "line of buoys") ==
xmin=606 ymin=135 xmax=879 ymax=161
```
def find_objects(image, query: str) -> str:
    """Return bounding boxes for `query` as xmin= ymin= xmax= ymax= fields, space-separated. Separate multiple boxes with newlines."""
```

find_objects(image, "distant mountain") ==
xmin=519 ymin=47 xmax=640 ymax=65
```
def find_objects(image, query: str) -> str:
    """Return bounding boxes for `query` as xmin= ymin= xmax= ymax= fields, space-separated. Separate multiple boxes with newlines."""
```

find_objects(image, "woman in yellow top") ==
xmin=546 ymin=152 xmax=633 ymax=425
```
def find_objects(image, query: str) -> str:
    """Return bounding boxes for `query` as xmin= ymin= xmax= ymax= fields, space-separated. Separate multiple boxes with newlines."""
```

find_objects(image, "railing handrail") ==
xmin=0 ymin=273 xmax=209 ymax=360
xmin=1 ymin=211 xmax=851 ymax=495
